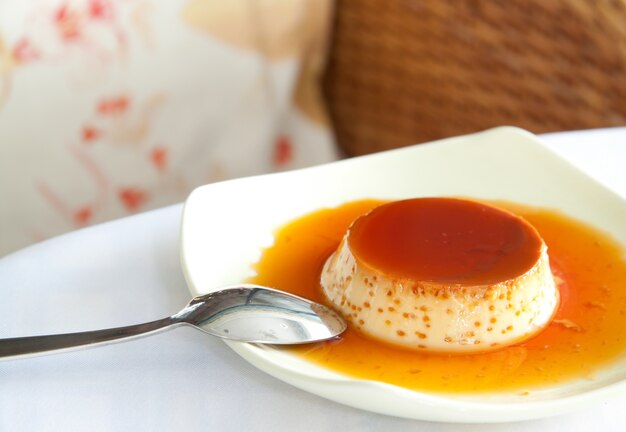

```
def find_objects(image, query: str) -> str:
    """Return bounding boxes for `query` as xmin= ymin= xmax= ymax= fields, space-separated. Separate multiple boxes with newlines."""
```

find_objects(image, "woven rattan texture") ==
xmin=323 ymin=1 xmax=626 ymax=155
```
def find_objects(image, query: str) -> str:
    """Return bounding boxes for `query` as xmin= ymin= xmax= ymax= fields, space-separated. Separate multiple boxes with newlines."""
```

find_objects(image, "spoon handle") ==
xmin=0 ymin=317 xmax=178 ymax=360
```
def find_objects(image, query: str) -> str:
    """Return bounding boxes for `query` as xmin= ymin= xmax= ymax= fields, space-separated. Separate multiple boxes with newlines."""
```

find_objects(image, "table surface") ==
xmin=1 ymin=128 xmax=625 ymax=431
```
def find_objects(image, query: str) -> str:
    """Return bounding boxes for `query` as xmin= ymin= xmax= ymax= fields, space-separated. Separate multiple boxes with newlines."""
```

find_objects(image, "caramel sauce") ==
xmin=348 ymin=198 xmax=543 ymax=284
xmin=249 ymin=199 xmax=626 ymax=394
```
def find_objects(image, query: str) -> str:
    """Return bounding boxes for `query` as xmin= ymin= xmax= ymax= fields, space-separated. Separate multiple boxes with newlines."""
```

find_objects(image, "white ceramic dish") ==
xmin=180 ymin=127 xmax=626 ymax=423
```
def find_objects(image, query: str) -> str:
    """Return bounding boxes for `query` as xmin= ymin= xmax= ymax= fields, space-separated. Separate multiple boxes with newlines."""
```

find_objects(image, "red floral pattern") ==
xmin=12 ymin=38 xmax=40 ymax=63
xmin=150 ymin=147 xmax=168 ymax=172
xmin=97 ymin=95 xmax=130 ymax=115
xmin=273 ymin=135 xmax=294 ymax=167
xmin=82 ymin=125 xmax=100 ymax=142
xmin=0 ymin=0 xmax=337 ymax=256
xmin=73 ymin=206 xmax=93 ymax=225
xmin=118 ymin=187 xmax=148 ymax=212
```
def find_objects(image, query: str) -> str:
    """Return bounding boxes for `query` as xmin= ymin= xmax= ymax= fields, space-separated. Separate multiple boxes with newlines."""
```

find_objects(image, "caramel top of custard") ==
xmin=347 ymin=198 xmax=544 ymax=285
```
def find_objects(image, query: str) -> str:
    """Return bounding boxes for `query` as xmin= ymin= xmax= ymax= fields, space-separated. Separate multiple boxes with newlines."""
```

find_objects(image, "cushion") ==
xmin=0 ymin=0 xmax=338 ymax=256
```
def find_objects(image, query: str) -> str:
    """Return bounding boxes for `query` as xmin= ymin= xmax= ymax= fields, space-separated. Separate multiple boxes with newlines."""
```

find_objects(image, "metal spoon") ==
xmin=0 ymin=284 xmax=346 ymax=360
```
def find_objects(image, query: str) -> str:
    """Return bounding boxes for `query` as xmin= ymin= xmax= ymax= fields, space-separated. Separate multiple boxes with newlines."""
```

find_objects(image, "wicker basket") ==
xmin=323 ymin=0 xmax=626 ymax=155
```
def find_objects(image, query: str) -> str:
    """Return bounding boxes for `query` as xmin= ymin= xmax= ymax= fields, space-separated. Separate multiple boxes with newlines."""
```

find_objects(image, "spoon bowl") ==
xmin=179 ymin=285 xmax=346 ymax=344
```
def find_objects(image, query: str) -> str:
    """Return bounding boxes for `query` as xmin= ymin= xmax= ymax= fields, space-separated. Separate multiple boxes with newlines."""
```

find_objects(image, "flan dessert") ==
xmin=320 ymin=198 xmax=559 ymax=352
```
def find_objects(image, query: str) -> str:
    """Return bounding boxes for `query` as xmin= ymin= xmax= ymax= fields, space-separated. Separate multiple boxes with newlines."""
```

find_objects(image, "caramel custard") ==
xmin=249 ymin=199 xmax=626 ymax=393
xmin=322 ymin=198 xmax=558 ymax=352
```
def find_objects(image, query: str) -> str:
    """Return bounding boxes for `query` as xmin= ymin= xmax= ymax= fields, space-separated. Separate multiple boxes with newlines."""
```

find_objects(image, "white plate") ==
xmin=180 ymin=127 xmax=626 ymax=423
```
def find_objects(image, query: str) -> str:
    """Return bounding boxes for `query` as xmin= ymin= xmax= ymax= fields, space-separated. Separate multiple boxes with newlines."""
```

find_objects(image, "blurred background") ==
xmin=1 ymin=0 xmax=625 ymax=257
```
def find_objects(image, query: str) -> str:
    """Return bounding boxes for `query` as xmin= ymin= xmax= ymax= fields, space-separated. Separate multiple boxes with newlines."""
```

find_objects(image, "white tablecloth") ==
xmin=1 ymin=128 xmax=625 ymax=431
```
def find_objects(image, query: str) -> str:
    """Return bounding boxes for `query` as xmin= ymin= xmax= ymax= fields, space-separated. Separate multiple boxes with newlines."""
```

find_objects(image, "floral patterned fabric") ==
xmin=0 ymin=0 xmax=338 ymax=256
